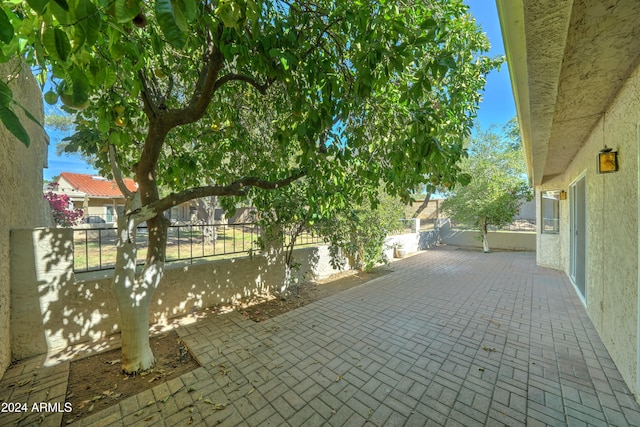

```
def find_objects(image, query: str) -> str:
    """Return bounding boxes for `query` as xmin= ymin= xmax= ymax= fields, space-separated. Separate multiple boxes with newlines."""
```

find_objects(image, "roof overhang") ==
xmin=496 ymin=0 xmax=640 ymax=186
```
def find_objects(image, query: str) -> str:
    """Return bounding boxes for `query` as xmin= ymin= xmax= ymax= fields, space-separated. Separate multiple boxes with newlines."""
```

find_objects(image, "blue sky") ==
xmin=43 ymin=3 xmax=515 ymax=181
xmin=465 ymin=0 xmax=516 ymax=129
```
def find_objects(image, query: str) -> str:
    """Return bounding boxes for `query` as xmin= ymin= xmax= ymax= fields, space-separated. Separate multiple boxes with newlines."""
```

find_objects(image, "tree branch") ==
xmin=138 ymin=70 xmax=159 ymax=118
xmin=213 ymin=73 xmax=275 ymax=94
xmin=108 ymin=144 xmax=135 ymax=199
xmin=179 ymin=28 xmax=225 ymax=122
xmin=134 ymin=169 xmax=307 ymax=222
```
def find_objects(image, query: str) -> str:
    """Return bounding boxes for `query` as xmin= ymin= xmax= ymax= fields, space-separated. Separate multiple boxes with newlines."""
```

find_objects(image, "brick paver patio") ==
xmin=2 ymin=246 xmax=640 ymax=426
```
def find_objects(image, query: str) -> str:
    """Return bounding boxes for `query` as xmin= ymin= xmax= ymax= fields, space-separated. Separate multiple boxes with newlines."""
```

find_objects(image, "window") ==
xmin=105 ymin=205 xmax=115 ymax=223
xmin=541 ymin=190 xmax=560 ymax=234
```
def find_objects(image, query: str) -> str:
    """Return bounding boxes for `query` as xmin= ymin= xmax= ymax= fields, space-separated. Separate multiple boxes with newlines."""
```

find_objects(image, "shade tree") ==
xmin=440 ymin=120 xmax=532 ymax=252
xmin=1 ymin=0 xmax=501 ymax=373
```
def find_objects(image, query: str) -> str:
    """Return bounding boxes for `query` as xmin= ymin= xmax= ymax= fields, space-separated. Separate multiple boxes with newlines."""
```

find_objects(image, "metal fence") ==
xmin=72 ymin=223 xmax=323 ymax=273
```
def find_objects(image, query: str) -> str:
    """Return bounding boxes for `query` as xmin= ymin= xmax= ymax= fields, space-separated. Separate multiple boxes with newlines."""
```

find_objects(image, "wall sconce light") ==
xmin=559 ymin=190 xmax=567 ymax=200
xmin=597 ymin=147 xmax=618 ymax=174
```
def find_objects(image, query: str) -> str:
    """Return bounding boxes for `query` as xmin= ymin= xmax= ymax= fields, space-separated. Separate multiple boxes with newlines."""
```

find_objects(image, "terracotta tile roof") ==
xmin=58 ymin=172 xmax=138 ymax=198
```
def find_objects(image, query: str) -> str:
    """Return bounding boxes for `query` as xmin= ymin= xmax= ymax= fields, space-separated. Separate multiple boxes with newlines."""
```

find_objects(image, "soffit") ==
xmin=497 ymin=0 xmax=640 ymax=185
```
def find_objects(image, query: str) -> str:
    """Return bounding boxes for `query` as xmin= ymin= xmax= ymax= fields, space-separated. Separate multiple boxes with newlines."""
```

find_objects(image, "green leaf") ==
xmin=0 ymin=80 xmax=12 ymax=106
xmin=104 ymin=67 xmax=117 ymax=88
xmin=176 ymin=0 xmax=198 ymax=22
xmin=0 ymin=9 xmax=13 ymax=44
xmin=0 ymin=105 xmax=30 ymax=147
xmin=43 ymin=27 xmax=71 ymax=62
xmin=26 ymin=0 xmax=49 ymax=15
xmin=52 ymin=0 xmax=69 ymax=11
xmin=50 ymin=0 xmax=72 ymax=25
xmin=216 ymin=0 xmax=242 ymax=29
xmin=114 ymin=0 xmax=140 ymax=23
xmin=156 ymin=0 xmax=187 ymax=48
xmin=75 ymin=0 xmax=101 ymax=47
xmin=69 ymin=66 xmax=90 ymax=104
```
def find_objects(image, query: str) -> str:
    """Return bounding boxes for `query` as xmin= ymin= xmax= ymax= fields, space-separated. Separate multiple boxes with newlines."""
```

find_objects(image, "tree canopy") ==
xmin=1 ymin=0 xmax=502 ymax=372
xmin=1 ymin=0 xmax=499 ymax=205
xmin=441 ymin=119 xmax=532 ymax=252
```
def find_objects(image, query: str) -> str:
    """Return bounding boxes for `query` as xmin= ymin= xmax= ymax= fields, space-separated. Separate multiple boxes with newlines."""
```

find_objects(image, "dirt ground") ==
xmin=63 ymin=267 xmax=390 ymax=424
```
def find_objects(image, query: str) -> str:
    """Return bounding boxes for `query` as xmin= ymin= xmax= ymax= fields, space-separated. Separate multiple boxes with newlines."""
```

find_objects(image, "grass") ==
xmin=73 ymin=226 xmax=322 ymax=272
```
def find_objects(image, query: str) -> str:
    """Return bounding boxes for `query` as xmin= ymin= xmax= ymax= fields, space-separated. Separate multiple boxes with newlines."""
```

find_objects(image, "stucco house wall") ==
xmin=0 ymin=59 xmax=52 ymax=377
xmin=536 ymin=63 xmax=640 ymax=395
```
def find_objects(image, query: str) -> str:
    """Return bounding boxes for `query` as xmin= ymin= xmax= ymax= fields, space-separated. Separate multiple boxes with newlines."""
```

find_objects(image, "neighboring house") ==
xmin=497 ymin=0 xmax=640 ymax=399
xmin=53 ymin=172 xmax=138 ymax=224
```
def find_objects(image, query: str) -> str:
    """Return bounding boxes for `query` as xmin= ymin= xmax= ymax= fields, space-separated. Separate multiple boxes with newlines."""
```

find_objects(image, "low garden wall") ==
xmin=9 ymin=228 xmax=350 ymax=362
xmin=440 ymin=222 xmax=535 ymax=252
xmin=10 ymin=226 xmax=428 ymax=363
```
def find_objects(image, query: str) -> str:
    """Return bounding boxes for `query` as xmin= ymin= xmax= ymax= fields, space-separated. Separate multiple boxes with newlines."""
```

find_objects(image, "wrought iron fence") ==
xmin=72 ymin=222 xmax=323 ymax=273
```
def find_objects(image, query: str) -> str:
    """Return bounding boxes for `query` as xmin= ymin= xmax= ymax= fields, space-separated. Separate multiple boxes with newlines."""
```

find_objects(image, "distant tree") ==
xmin=441 ymin=121 xmax=532 ymax=252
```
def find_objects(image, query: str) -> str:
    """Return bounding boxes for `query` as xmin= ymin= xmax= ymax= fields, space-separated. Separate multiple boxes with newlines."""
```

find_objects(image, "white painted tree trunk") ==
xmin=115 ymin=285 xmax=155 ymax=372
xmin=482 ymin=225 xmax=490 ymax=253
xmin=111 ymin=193 xmax=163 ymax=373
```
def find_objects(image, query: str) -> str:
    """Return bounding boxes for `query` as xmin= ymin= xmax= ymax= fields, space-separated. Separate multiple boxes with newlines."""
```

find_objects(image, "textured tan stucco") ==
xmin=0 ymin=60 xmax=51 ymax=377
xmin=498 ymin=0 xmax=640 ymax=186
xmin=536 ymin=63 xmax=640 ymax=396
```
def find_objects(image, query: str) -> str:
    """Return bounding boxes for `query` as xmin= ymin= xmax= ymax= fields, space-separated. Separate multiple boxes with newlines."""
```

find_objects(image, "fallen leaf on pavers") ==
xmin=481 ymin=345 xmax=496 ymax=352
xmin=246 ymin=387 xmax=255 ymax=396
xmin=148 ymin=375 xmax=163 ymax=383
xmin=144 ymin=415 xmax=155 ymax=421
xmin=105 ymin=359 xmax=121 ymax=365
xmin=135 ymin=410 xmax=144 ymax=416
xmin=17 ymin=379 xmax=31 ymax=386
xmin=336 ymin=375 xmax=343 ymax=382
xmin=478 ymin=367 xmax=485 ymax=372
xmin=202 ymin=399 xmax=229 ymax=410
